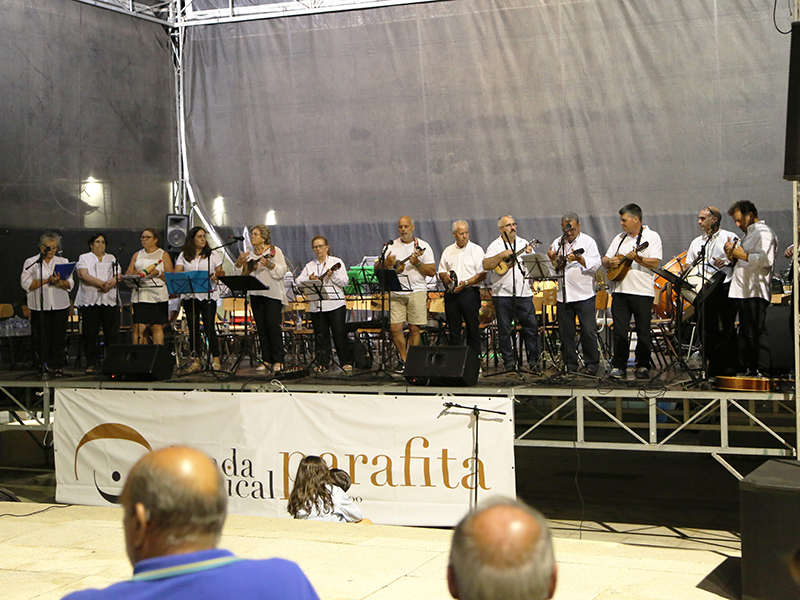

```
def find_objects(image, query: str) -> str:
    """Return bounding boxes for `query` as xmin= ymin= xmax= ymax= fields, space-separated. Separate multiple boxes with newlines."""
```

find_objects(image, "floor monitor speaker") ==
xmin=103 ymin=344 xmax=174 ymax=381
xmin=403 ymin=345 xmax=479 ymax=386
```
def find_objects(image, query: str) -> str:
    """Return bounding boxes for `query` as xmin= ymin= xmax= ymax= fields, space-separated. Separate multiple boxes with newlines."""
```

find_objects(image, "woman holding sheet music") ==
xmin=175 ymin=227 xmax=225 ymax=373
xmin=75 ymin=233 xmax=120 ymax=373
xmin=20 ymin=231 xmax=74 ymax=376
xmin=125 ymin=227 xmax=173 ymax=345
xmin=296 ymin=235 xmax=353 ymax=373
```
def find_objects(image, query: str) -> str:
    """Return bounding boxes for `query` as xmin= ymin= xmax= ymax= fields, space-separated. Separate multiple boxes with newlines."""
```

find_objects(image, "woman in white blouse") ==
xmin=75 ymin=233 xmax=120 ymax=373
xmin=296 ymin=235 xmax=353 ymax=373
xmin=234 ymin=224 xmax=287 ymax=372
xmin=125 ymin=228 xmax=173 ymax=345
xmin=175 ymin=227 xmax=225 ymax=373
xmin=20 ymin=231 xmax=74 ymax=377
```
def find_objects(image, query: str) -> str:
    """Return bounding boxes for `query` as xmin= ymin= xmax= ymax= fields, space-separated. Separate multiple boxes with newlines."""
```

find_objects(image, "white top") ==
xmin=438 ymin=241 xmax=485 ymax=288
xmin=75 ymin=252 xmax=118 ymax=307
xmin=388 ymin=237 xmax=435 ymax=294
xmin=175 ymin=251 xmax=224 ymax=301
xmin=484 ymin=235 xmax=535 ymax=297
xmin=548 ymin=232 xmax=601 ymax=303
xmin=20 ymin=255 xmax=74 ymax=311
xmin=295 ymin=485 xmax=363 ymax=523
xmin=235 ymin=246 xmax=288 ymax=305
xmin=686 ymin=228 xmax=738 ymax=284
xmin=604 ymin=225 xmax=663 ymax=297
xmin=296 ymin=256 xmax=348 ymax=313
xmin=132 ymin=249 xmax=168 ymax=303
xmin=728 ymin=220 xmax=777 ymax=301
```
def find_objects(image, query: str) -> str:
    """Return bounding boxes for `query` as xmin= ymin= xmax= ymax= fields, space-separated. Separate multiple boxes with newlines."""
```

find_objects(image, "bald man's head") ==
xmin=448 ymin=498 xmax=556 ymax=600
xmin=121 ymin=446 xmax=227 ymax=564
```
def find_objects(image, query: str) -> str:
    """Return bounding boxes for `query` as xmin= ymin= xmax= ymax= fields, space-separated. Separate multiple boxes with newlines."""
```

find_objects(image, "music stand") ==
xmin=358 ymin=268 xmax=405 ymax=378
xmin=520 ymin=254 xmax=551 ymax=279
xmin=165 ymin=272 xmax=219 ymax=376
xmin=649 ymin=267 xmax=699 ymax=385
xmin=218 ymin=275 xmax=269 ymax=374
xmin=300 ymin=280 xmax=350 ymax=373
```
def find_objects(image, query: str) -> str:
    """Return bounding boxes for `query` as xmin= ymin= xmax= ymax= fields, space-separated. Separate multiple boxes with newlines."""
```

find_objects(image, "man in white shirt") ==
xmin=546 ymin=213 xmax=601 ymax=375
xmin=438 ymin=220 xmax=487 ymax=359
xmin=483 ymin=215 xmax=540 ymax=372
xmin=602 ymin=203 xmax=662 ymax=380
xmin=379 ymin=216 xmax=436 ymax=372
xmin=724 ymin=200 xmax=778 ymax=376
xmin=684 ymin=206 xmax=738 ymax=377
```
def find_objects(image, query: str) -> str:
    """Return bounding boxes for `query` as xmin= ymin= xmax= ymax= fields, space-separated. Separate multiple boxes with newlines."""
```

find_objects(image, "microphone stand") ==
xmin=197 ymin=238 xmax=239 ymax=377
xmin=441 ymin=402 xmax=506 ymax=508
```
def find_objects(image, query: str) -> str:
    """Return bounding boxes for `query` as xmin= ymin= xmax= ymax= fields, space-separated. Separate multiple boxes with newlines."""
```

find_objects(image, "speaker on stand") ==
xmin=165 ymin=214 xmax=189 ymax=252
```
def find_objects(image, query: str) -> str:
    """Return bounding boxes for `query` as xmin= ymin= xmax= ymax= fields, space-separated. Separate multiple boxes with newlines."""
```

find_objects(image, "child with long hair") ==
xmin=287 ymin=456 xmax=363 ymax=522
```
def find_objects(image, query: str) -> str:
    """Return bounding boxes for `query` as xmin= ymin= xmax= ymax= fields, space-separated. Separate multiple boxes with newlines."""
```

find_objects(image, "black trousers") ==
xmin=557 ymin=296 xmax=599 ymax=372
xmin=733 ymin=297 xmax=769 ymax=374
xmin=695 ymin=282 xmax=737 ymax=376
xmin=611 ymin=293 xmax=653 ymax=370
xmin=309 ymin=306 xmax=353 ymax=367
xmin=80 ymin=305 xmax=119 ymax=366
xmin=31 ymin=309 xmax=68 ymax=369
xmin=183 ymin=298 xmax=221 ymax=357
xmin=250 ymin=295 xmax=285 ymax=364
xmin=444 ymin=287 xmax=482 ymax=358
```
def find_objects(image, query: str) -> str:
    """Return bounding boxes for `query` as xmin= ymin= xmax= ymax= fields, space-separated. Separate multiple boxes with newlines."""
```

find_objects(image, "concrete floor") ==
xmin=0 ymin=501 xmax=742 ymax=600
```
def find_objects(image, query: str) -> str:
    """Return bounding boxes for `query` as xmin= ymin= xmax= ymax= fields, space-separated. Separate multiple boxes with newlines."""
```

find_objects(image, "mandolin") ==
xmin=553 ymin=248 xmax=585 ymax=273
xmin=243 ymin=246 xmax=276 ymax=276
xmin=606 ymin=241 xmax=649 ymax=283
xmin=393 ymin=243 xmax=426 ymax=274
xmin=319 ymin=262 xmax=342 ymax=280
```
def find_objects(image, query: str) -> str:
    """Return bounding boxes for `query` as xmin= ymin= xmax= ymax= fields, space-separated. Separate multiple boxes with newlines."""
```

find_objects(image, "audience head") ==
xmin=286 ymin=455 xmax=333 ymax=518
xmin=120 ymin=446 xmax=227 ymax=566
xmin=448 ymin=497 xmax=556 ymax=600
xmin=329 ymin=468 xmax=352 ymax=492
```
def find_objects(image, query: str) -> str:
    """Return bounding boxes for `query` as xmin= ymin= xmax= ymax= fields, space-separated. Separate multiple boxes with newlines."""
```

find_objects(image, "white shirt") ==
xmin=388 ymin=237 xmax=435 ymax=294
xmin=548 ymin=232 xmax=601 ymax=303
xmin=686 ymin=228 xmax=738 ymax=284
xmin=296 ymin=256 xmax=349 ymax=313
xmin=438 ymin=241 xmax=485 ymax=288
xmin=235 ymin=246 xmax=288 ymax=305
xmin=132 ymin=248 xmax=168 ymax=303
xmin=21 ymin=255 xmax=74 ymax=311
xmin=604 ymin=225 xmax=663 ymax=297
xmin=175 ymin=251 xmax=224 ymax=301
xmin=728 ymin=220 xmax=777 ymax=301
xmin=75 ymin=252 xmax=118 ymax=307
xmin=296 ymin=485 xmax=363 ymax=523
xmin=484 ymin=235 xmax=535 ymax=297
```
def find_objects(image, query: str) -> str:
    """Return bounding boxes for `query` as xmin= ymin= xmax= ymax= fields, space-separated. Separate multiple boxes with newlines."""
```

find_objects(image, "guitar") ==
xmin=606 ymin=241 xmax=649 ymax=282
xmin=392 ymin=243 xmax=426 ymax=274
xmin=553 ymin=248 xmax=585 ymax=273
xmin=494 ymin=235 xmax=541 ymax=276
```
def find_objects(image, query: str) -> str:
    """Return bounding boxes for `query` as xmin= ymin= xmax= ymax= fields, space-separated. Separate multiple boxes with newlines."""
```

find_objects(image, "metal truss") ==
xmin=514 ymin=387 xmax=797 ymax=479
xmin=70 ymin=0 xmax=448 ymax=26
xmin=0 ymin=384 xmax=53 ymax=433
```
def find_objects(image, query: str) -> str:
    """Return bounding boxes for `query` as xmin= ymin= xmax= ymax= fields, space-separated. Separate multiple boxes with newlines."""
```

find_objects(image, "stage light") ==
xmin=266 ymin=210 xmax=276 ymax=225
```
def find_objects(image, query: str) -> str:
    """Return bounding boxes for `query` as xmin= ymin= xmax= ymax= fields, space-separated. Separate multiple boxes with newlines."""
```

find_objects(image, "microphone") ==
xmin=443 ymin=402 xmax=454 ymax=409
xmin=229 ymin=236 xmax=245 ymax=241
xmin=384 ymin=240 xmax=394 ymax=246
xmin=564 ymin=223 xmax=572 ymax=231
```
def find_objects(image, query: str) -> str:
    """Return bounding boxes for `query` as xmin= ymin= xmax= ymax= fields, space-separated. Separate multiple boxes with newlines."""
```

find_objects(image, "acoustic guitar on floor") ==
xmin=606 ymin=241 xmax=649 ymax=283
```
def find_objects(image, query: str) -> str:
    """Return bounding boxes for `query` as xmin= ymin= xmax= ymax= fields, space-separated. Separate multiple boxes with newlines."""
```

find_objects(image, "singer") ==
xmin=125 ymin=228 xmax=173 ymax=345
xmin=20 ymin=231 xmax=74 ymax=377
xmin=75 ymin=233 xmax=121 ymax=373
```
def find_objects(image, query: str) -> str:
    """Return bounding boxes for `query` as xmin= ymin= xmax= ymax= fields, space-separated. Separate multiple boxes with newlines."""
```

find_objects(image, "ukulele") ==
xmin=553 ymin=248 xmax=585 ymax=272
xmin=606 ymin=241 xmax=649 ymax=282
xmin=393 ymin=242 xmax=426 ymax=274
xmin=243 ymin=246 xmax=276 ymax=276
xmin=494 ymin=234 xmax=541 ymax=276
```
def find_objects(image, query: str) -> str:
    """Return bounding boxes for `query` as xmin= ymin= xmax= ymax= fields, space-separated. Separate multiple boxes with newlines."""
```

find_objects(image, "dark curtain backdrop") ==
xmin=184 ymin=0 xmax=794 ymax=273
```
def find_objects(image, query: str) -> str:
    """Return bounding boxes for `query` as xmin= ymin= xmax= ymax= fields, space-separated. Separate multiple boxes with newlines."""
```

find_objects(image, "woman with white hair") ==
xmin=20 ymin=231 xmax=74 ymax=377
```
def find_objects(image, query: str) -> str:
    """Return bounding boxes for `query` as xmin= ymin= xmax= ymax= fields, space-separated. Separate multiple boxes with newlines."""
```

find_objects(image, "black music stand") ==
xmin=218 ymin=275 xmax=269 ymax=374
xmin=649 ymin=267 xmax=699 ymax=385
xmin=357 ymin=268 xmax=404 ymax=379
xmin=299 ymin=280 xmax=348 ymax=373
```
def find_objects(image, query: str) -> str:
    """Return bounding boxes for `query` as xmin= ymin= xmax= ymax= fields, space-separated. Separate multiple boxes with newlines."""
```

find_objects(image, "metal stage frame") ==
xmin=1 ymin=378 xmax=795 ymax=479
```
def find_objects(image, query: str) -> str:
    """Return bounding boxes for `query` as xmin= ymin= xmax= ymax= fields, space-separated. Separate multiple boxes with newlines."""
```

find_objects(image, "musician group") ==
xmin=19 ymin=200 xmax=779 ymax=381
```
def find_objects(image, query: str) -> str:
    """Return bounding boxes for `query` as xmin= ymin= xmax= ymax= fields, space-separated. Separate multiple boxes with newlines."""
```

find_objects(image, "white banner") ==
xmin=54 ymin=390 xmax=515 ymax=526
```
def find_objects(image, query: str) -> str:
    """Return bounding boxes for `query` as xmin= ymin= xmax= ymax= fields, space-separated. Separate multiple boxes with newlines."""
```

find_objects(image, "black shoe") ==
xmin=578 ymin=365 xmax=599 ymax=376
xmin=635 ymin=367 xmax=650 ymax=380
xmin=394 ymin=360 xmax=406 ymax=374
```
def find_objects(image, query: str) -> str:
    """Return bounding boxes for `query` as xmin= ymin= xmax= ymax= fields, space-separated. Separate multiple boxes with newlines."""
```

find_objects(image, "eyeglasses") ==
xmin=502 ymin=222 xmax=517 ymax=228
xmin=312 ymin=244 xmax=327 ymax=249
xmin=140 ymin=236 xmax=154 ymax=240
